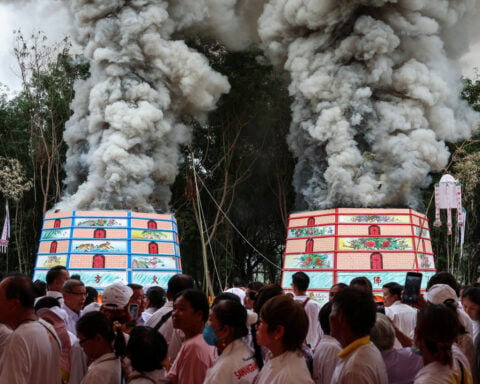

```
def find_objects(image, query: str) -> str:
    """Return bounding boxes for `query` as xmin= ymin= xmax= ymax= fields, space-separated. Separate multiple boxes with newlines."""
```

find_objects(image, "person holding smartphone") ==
xmin=383 ymin=282 xmax=417 ymax=338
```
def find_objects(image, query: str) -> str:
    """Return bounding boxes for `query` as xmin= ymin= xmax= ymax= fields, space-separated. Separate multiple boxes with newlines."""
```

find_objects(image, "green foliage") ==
xmin=0 ymin=31 xmax=89 ymax=274
xmin=172 ymin=40 xmax=294 ymax=290
xmin=426 ymin=74 xmax=480 ymax=283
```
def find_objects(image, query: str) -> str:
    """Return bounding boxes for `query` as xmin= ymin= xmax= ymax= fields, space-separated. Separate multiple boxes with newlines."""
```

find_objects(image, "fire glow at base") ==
xmin=33 ymin=211 xmax=182 ymax=291
xmin=281 ymin=208 xmax=436 ymax=305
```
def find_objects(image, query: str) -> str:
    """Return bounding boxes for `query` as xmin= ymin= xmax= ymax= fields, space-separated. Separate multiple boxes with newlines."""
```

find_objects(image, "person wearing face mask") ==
xmin=203 ymin=299 xmax=259 ymax=384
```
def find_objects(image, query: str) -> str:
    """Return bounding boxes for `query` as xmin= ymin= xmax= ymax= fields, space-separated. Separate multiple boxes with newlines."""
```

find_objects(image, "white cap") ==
xmin=426 ymin=284 xmax=457 ymax=305
xmin=102 ymin=281 xmax=133 ymax=309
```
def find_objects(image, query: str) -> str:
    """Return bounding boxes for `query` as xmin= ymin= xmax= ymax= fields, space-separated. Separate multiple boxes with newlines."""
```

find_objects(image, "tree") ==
xmin=426 ymin=74 xmax=480 ymax=283
xmin=171 ymin=43 xmax=294 ymax=291
xmin=0 ymin=31 xmax=89 ymax=274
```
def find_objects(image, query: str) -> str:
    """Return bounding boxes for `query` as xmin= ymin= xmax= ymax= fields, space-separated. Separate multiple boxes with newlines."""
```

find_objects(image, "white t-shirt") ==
xmin=331 ymin=339 xmax=388 ymax=384
xmin=80 ymin=352 xmax=121 ymax=384
xmin=293 ymin=295 xmax=323 ymax=349
xmin=68 ymin=339 xmax=88 ymax=384
xmin=414 ymin=359 xmax=473 ymax=384
xmin=385 ymin=300 xmax=417 ymax=338
xmin=256 ymin=350 xmax=314 ymax=384
xmin=225 ymin=287 xmax=246 ymax=304
xmin=0 ymin=319 xmax=62 ymax=384
xmin=62 ymin=303 xmax=81 ymax=335
xmin=203 ymin=338 xmax=259 ymax=384
xmin=0 ymin=323 xmax=12 ymax=360
xmin=312 ymin=335 xmax=341 ymax=384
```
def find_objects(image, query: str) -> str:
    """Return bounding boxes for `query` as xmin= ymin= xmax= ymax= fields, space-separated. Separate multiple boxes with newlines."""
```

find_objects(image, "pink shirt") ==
xmin=168 ymin=333 xmax=215 ymax=384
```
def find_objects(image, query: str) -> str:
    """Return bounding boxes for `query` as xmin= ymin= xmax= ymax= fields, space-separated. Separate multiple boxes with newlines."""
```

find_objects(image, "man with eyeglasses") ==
xmin=62 ymin=279 xmax=87 ymax=335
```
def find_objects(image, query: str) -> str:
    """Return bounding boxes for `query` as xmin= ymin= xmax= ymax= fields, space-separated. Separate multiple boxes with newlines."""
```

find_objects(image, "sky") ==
xmin=0 ymin=0 xmax=479 ymax=93
xmin=0 ymin=0 xmax=76 ymax=93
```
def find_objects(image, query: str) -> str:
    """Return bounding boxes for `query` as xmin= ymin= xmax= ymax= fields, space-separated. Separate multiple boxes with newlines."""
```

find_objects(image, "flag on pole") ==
xmin=1 ymin=201 xmax=10 ymax=253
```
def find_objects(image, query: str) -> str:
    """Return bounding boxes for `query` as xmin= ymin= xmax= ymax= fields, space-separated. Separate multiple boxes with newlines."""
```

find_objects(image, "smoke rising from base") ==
xmin=54 ymin=0 xmax=479 ymax=213
xmin=258 ymin=0 xmax=480 ymax=210
xmin=56 ymin=0 xmax=230 ymax=213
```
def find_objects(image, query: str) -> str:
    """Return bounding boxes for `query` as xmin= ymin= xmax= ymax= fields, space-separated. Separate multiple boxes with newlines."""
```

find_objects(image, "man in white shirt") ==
xmin=291 ymin=271 xmax=323 ymax=349
xmin=312 ymin=301 xmax=341 ymax=384
xmin=0 ymin=274 xmax=62 ymax=384
xmin=383 ymin=282 xmax=417 ymax=338
xmin=34 ymin=265 xmax=70 ymax=306
xmin=330 ymin=287 xmax=388 ymax=384
xmin=146 ymin=274 xmax=193 ymax=362
xmin=62 ymin=279 xmax=87 ymax=335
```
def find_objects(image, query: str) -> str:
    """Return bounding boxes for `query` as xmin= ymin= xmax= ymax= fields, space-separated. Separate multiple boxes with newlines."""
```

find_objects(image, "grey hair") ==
xmin=62 ymin=279 xmax=85 ymax=292
xmin=370 ymin=313 xmax=395 ymax=351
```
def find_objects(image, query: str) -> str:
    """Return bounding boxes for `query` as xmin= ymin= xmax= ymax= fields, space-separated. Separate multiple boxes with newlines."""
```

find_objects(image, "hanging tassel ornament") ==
xmin=0 ymin=201 xmax=10 ymax=253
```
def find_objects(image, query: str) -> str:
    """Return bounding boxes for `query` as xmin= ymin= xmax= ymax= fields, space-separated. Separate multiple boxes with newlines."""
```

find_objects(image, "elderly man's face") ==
xmin=63 ymin=285 xmax=87 ymax=313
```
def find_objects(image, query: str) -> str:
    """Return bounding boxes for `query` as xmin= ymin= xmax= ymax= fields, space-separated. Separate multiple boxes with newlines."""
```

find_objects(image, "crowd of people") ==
xmin=0 ymin=266 xmax=479 ymax=383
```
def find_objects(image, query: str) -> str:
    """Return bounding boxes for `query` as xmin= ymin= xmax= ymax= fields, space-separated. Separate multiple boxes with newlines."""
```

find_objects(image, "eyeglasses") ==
xmin=79 ymin=336 xmax=94 ymax=345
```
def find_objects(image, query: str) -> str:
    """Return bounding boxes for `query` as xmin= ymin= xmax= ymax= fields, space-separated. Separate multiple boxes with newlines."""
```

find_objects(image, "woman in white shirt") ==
xmin=203 ymin=299 xmax=259 ymax=384
xmin=255 ymin=295 xmax=313 ymax=384
xmin=414 ymin=304 xmax=473 ymax=384
xmin=76 ymin=311 xmax=122 ymax=384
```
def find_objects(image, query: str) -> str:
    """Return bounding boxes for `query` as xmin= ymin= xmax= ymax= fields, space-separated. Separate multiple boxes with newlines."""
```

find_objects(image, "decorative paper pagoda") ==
xmin=32 ymin=210 xmax=182 ymax=291
xmin=281 ymin=208 xmax=436 ymax=305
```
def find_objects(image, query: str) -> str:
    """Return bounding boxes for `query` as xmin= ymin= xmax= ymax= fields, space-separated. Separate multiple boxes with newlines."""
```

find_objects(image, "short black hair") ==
xmin=84 ymin=286 xmax=98 ymax=306
xmin=168 ymin=274 xmax=194 ymax=297
xmin=127 ymin=283 xmax=143 ymax=290
xmin=76 ymin=311 xmax=115 ymax=342
xmin=254 ymin=284 xmax=284 ymax=314
xmin=175 ymin=289 xmax=209 ymax=323
xmin=383 ymin=282 xmax=403 ymax=298
xmin=212 ymin=300 xmax=248 ymax=339
xmin=462 ymin=286 xmax=480 ymax=306
xmin=292 ymin=272 xmax=309 ymax=291
xmin=212 ymin=292 xmax=241 ymax=307
xmin=349 ymin=276 xmax=373 ymax=293
xmin=333 ymin=287 xmax=377 ymax=336
xmin=127 ymin=326 xmax=168 ymax=372
xmin=146 ymin=286 xmax=166 ymax=308
xmin=3 ymin=274 xmax=35 ymax=309
xmin=319 ymin=301 xmax=333 ymax=334
xmin=35 ymin=296 xmax=61 ymax=312
xmin=427 ymin=272 xmax=460 ymax=296
xmin=46 ymin=265 xmax=67 ymax=286
xmin=32 ymin=279 xmax=47 ymax=298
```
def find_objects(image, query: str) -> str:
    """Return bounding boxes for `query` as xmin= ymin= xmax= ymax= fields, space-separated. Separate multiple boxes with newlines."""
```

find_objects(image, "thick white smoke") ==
xmin=56 ymin=0 xmax=230 ymax=212
xmin=258 ymin=0 xmax=480 ymax=210
xmin=55 ymin=0 xmax=479 ymax=213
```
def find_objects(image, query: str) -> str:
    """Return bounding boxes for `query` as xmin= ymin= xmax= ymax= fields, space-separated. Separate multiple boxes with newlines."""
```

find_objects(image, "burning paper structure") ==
xmin=282 ymin=208 xmax=436 ymax=305
xmin=33 ymin=211 xmax=181 ymax=290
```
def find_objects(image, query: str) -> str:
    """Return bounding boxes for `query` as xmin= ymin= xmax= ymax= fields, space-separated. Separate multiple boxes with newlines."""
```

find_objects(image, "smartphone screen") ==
xmin=402 ymin=272 xmax=422 ymax=304
xmin=129 ymin=303 xmax=139 ymax=320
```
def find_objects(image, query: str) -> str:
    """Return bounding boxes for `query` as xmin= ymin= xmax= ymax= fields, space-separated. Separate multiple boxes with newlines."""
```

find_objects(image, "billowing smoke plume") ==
xmin=56 ymin=0 xmax=479 ymax=213
xmin=258 ymin=0 xmax=480 ymax=210
xmin=56 ymin=0 xmax=230 ymax=212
